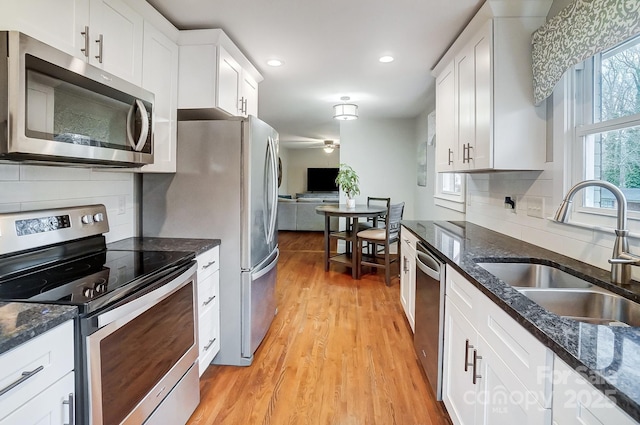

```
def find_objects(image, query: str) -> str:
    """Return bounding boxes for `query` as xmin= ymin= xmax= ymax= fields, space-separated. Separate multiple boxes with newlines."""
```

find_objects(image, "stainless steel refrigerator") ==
xmin=142 ymin=116 xmax=279 ymax=366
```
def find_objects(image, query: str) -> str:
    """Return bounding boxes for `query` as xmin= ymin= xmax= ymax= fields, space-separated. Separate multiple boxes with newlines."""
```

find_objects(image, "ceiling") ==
xmin=146 ymin=0 xmax=484 ymax=148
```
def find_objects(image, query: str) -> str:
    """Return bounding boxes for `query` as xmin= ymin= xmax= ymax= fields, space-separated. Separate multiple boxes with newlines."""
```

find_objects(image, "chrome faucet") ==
xmin=553 ymin=180 xmax=640 ymax=285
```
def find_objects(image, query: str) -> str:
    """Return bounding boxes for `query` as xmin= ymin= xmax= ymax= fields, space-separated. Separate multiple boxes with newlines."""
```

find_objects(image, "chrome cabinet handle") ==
xmin=202 ymin=260 xmax=216 ymax=269
xmin=464 ymin=339 xmax=473 ymax=372
xmin=403 ymin=257 xmax=408 ymax=273
xmin=448 ymin=148 xmax=453 ymax=165
xmin=466 ymin=143 xmax=473 ymax=161
xmin=0 ymin=365 xmax=44 ymax=396
xmin=63 ymin=393 xmax=74 ymax=425
xmin=203 ymin=295 xmax=216 ymax=306
xmin=472 ymin=350 xmax=482 ymax=384
xmin=95 ymin=34 xmax=103 ymax=63
xmin=243 ymin=98 xmax=248 ymax=115
xmin=204 ymin=338 xmax=216 ymax=351
xmin=80 ymin=26 xmax=90 ymax=57
xmin=462 ymin=144 xmax=468 ymax=163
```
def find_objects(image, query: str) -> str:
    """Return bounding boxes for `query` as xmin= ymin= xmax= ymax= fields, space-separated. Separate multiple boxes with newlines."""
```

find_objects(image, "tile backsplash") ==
xmin=465 ymin=170 xmax=640 ymax=280
xmin=0 ymin=163 xmax=136 ymax=242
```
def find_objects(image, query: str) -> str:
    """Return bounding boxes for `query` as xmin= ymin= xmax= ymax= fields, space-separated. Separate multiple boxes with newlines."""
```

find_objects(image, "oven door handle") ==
xmin=96 ymin=263 xmax=197 ymax=328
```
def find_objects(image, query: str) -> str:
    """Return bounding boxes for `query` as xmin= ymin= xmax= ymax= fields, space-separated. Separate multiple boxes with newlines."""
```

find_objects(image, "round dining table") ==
xmin=315 ymin=204 xmax=387 ymax=279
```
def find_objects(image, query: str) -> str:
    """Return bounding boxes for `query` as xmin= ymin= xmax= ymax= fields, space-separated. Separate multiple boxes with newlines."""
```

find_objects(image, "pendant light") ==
xmin=333 ymin=96 xmax=358 ymax=120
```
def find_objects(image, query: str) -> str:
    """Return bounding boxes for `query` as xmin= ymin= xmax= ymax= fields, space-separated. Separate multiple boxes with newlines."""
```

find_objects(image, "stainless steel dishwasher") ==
xmin=414 ymin=242 xmax=446 ymax=400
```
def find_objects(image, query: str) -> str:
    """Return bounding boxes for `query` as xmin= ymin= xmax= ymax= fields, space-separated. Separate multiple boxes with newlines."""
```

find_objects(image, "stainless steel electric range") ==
xmin=0 ymin=205 xmax=200 ymax=425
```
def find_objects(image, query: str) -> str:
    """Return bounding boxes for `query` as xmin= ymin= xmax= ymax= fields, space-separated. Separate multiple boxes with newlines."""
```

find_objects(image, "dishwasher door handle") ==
xmin=416 ymin=250 xmax=441 ymax=281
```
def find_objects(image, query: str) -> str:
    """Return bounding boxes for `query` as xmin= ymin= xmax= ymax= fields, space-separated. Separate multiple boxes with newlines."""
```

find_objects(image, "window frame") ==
xmin=570 ymin=34 xmax=640 ymax=223
xmin=434 ymin=172 xmax=466 ymax=213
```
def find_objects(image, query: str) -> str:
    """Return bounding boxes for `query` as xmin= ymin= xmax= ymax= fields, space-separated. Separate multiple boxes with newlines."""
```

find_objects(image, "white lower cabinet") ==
xmin=552 ymin=357 xmax=636 ymax=425
xmin=400 ymin=226 xmax=417 ymax=332
xmin=0 ymin=372 xmax=74 ymax=425
xmin=196 ymin=246 xmax=221 ymax=376
xmin=0 ymin=320 xmax=75 ymax=425
xmin=443 ymin=266 xmax=552 ymax=425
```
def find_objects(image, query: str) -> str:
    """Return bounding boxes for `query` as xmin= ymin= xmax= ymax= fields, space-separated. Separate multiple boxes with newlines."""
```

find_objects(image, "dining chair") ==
xmin=356 ymin=202 xmax=405 ymax=285
xmin=356 ymin=197 xmax=390 ymax=232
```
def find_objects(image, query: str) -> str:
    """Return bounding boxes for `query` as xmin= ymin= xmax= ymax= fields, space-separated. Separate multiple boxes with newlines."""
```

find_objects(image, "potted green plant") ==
xmin=335 ymin=163 xmax=360 ymax=209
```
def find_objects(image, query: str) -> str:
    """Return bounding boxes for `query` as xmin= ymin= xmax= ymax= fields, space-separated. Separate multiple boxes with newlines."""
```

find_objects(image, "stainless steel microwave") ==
xmin=0 ymin=31 xmax=154 ymax=167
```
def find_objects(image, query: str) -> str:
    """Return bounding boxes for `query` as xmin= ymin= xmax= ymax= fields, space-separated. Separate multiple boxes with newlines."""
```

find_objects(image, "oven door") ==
xmin=84 ymin=262 xmax=198 ymax=425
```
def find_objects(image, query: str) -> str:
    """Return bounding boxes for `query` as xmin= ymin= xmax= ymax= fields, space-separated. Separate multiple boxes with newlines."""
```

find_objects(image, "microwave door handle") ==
xmin=126 ymin=100 xmax=150 ymax=152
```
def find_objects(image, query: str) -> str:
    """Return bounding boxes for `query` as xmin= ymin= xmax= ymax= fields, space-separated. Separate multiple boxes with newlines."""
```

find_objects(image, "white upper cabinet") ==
xmin=139 ymin=22 xmax=178 ymax=173
xmin=433 ymin=2 xmax=548 ymax=173
xmin=0 ymin=0 xmax=89 ymax=57
xmin=88 ymin=0 xmax=144 ymax=85
xmin=0 ymin=0 xmax=144 ymax=85
xmin=178 ymin=29 xmax=263 ymax=118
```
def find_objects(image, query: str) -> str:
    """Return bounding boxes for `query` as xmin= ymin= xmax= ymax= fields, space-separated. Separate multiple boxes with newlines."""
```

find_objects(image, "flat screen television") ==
xmin=307 ymin=168 xmax=339 ymax=192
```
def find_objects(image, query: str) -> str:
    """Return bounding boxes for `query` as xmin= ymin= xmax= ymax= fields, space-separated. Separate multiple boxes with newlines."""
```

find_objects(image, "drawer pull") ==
xmin=63 ymin=393 xmax=74 ymax=425
xmin=202 ymin=260 xmax=216 ymax=269
xmin=464 ymin=340 xmax=473 ymax=372
xmin=472 ymin=350 xmax=482 ymax=385
xmin=204 ymin=338 xmax=216 ymax=351
xmin=0 ymin=365 xmax=44 ymax=396
xmin=203 ymin=295 xmax=216 ymax=306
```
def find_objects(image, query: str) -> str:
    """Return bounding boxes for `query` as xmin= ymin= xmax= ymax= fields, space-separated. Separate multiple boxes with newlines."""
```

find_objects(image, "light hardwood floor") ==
xmin=187 ymin=231 xmax=450 ymax=425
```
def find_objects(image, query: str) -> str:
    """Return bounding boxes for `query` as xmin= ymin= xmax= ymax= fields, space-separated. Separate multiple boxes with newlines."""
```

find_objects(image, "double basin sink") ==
xmin=477 ymin=262 xmax=640 ymax=327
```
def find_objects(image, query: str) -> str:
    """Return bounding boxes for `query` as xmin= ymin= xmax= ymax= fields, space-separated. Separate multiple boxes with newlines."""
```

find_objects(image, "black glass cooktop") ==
xmin=0 ymin=248 xmax=194 ymax=314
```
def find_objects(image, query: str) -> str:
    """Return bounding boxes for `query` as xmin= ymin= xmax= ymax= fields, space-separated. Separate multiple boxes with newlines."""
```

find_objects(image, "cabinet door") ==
xmin=140 ymin=22 xmax=179 ymax=173
xmin=0 ymin=0 xmax=89 ymax=59
xmin=242 ymin=73 xmax=259 ymax=117
xmin=470 ymin=22 xmax=492 ymax=170
xmin=552 ymin=357 xmax=636 ymax=425
xmin=0 ymin=372 xmax=74 ymax=425
xmin=443 ymin=299 xmax=478 ymax=425
xmin=476 ymin=335 xmax=550 ymax=425
xmin=435 ymin=61 xmax=456 ymax=172
xmin=89 ymin=0 xmax=143 ymax=84
xmin=218 ymin=46 xmax=242 ymax=115
xmin=456 ymin=44 xmax=474 ymax=171
xmin=400 ymin=252 xmax=411 ymax=320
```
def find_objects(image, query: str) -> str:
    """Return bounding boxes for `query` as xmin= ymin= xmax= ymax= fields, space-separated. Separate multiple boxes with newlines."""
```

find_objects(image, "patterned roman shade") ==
xmin=531 ymin=0 xmax=640 ymax=105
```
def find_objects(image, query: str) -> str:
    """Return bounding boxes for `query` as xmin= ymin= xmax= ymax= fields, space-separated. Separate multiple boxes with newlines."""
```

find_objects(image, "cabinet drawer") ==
xmin=198 ymin=305 xmax=220 ymax=376
xmin=483 ymin=300 xmax=553 ymax=408
xmin=196 ymin=246 xmax=219 ymax=279
xmin=401 ymin=226 xmax=419 ymax=254
xmin=0 ymin=320 xmax=74 ymax=420
xmin=0 ymin=371 xmax=74 ymax=425
xmin=197 ymin=270 xmax=219 ymax=313
xmin=446 ymin=266 xmax=485 ymax=325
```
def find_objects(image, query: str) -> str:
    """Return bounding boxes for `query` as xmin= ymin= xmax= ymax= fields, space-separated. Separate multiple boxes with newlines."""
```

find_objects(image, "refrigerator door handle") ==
xmin=265 ymin=137 xmax=278 ymax=244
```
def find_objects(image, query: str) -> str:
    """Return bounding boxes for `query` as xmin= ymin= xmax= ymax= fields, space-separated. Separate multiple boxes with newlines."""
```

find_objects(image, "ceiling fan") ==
xmin=322 ymin=140 xmax=340 ymax=153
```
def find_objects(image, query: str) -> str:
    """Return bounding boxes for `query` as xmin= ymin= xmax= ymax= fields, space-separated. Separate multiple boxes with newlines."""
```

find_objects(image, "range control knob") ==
xmin=83 ymin=287 xmax=95 ymax=298
xmin=93 ymin=213 xmax=105 ymax=222
xmin=81 ymin=215 xmax=94 ymax=224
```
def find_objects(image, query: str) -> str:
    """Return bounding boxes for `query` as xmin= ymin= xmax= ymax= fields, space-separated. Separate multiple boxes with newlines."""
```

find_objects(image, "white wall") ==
xmin=339 ymin=118 xmax=416 ymax=220
xmin=280 ymin=147 xmax=340 ymax=196
xmin=414 ymin=103 xmax=466 ymax=221
xmin=0 ymin=163 xmax=137 ymax=243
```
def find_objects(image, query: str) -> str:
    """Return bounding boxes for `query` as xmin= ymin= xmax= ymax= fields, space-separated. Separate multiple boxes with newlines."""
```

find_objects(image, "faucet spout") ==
xmin=553 ymin=180 xmax=635 ymax=285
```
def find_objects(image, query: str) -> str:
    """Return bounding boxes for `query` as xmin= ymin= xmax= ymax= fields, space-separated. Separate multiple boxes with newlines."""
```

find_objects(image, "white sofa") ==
xmin=277 ymin=197 xmax=339 ymax=231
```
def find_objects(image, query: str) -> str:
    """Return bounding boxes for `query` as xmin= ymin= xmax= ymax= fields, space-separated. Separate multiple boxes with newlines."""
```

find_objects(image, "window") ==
xmin=435 ymin=172 xmax=465 ymax=212
xmin=574 ymin=33 xmax=640 ymax=215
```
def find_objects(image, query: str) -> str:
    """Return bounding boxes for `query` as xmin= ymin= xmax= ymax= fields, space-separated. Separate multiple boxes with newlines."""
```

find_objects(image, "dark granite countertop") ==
xmin=401 ymin=220 xmax=640 ymax=421
xmin=107 ymin=237 xmax=220 ymax=256
xmin=0 ymin=302 xmax=77 ymax=356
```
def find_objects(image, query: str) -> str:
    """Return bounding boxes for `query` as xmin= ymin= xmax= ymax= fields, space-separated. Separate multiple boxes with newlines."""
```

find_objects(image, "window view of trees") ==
xmin=587 ymin=35 xmax=640 ymax=211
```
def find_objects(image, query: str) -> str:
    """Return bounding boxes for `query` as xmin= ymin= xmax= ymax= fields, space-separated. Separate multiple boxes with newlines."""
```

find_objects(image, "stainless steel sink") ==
xmin=477 ymin=262 xmax=640 ymax=326
xmin=518 ymin=288 xmax=640 ymax=327
xmin=477 ymin=262 xmax=594 ymax=289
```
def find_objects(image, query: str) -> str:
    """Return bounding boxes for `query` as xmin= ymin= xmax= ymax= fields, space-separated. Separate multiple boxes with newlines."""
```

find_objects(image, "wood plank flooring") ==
xmin=187 ymin=231 xmax=450 ymax=425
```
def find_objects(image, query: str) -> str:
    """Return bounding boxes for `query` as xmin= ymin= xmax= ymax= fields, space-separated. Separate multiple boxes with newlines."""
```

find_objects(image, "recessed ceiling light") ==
xmin=379 ymin=56 xmax=394 ymax=63
xmin=267 ymin=59 xmax=284 ymax=67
